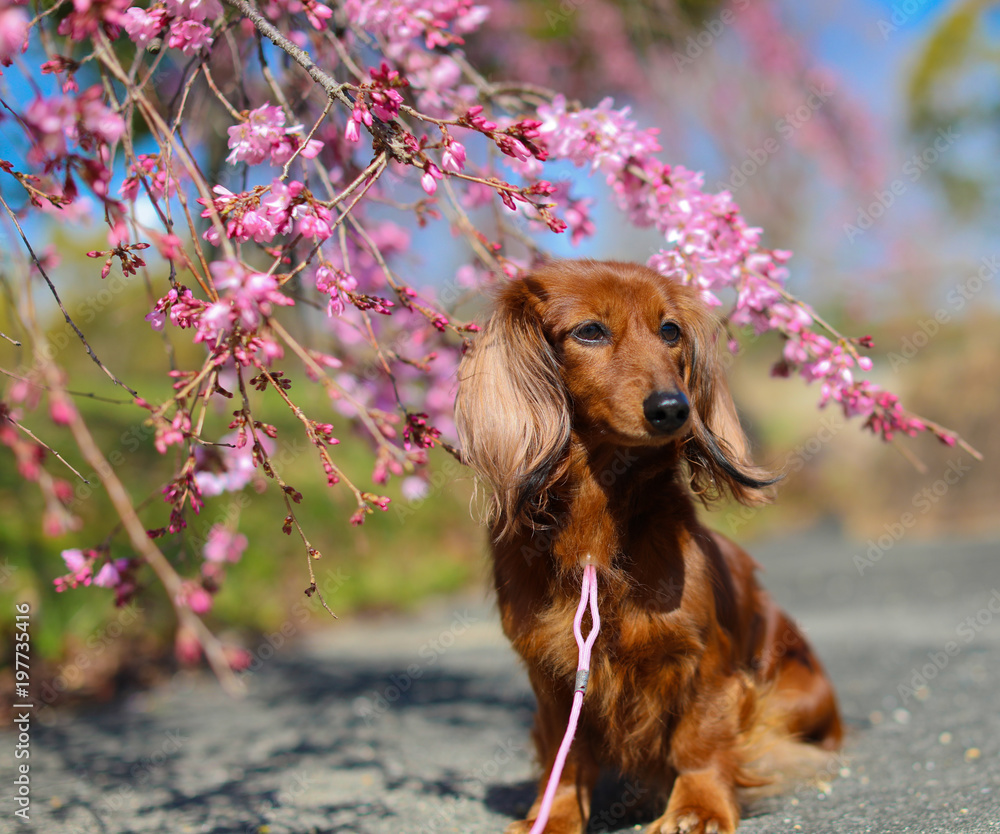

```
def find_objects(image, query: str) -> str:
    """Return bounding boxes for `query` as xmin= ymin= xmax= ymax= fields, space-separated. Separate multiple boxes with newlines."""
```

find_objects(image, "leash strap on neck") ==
xmin=528 ymin=561 xmax=600 ymax=834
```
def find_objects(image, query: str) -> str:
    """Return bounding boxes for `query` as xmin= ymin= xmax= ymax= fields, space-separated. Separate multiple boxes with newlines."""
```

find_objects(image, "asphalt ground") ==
xmin=2 ymin=533 xmax=999 ymax=833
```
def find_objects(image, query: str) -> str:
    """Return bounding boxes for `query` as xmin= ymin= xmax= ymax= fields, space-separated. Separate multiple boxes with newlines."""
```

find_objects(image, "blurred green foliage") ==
xmin=907 ymin=0 xmax=1000 ymax=218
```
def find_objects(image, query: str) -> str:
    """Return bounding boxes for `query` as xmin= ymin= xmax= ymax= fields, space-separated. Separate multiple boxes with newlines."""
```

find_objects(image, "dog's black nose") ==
xmin=643 ymin=390 xmax=690 ymax=434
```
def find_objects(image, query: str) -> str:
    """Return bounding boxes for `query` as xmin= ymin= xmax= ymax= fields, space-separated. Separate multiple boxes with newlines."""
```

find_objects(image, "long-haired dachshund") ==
xmin=454 ymin=260 xmax=842 ymax=834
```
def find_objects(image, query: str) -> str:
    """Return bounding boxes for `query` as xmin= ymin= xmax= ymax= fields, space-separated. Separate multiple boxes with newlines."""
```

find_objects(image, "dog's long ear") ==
xmin=683 ymin=306 xmax=780 ymax=506
xmin=455 ymin=281 xmax=570 ymax=537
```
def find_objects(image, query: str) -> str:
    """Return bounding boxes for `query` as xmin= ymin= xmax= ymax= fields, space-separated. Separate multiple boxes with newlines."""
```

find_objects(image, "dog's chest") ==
xmin=521 ymin=580 xmax=708 ymax=686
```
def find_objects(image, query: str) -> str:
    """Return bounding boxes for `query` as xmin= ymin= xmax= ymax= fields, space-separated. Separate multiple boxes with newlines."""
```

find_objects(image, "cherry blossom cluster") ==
xmin=21 ymin=85 xmax=125 ymax=200
xmin=0 ymin=401 xmax=79 ymax=537
xmin=345 ymin=0 xmax=489 ymax=50
xmin=170 ymin=525 xmax=248 ymax=614
xmin=0 ymin=0 xmax=976 ymax=673
xmin=122 ymin=0 xmax=222 ymax=55
xmin=145 ymin=261 xmax=291 ymax=363
xmin=516 ymin=95 xmax=954 ymax=446
xmin=120 ymin=153 xmax=180 ymax=202
xmin=198 ymin=179 xmax=333 ymax=245
xmin=54 ymin=548 xmax=137 ymax=605
xmin=225 ymin=104 xmax=324 ymax=166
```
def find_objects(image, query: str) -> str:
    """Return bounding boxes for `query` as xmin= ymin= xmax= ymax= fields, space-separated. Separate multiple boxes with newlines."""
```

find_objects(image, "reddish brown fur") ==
xmin=455 ymin=260 xmax=842 ymax=834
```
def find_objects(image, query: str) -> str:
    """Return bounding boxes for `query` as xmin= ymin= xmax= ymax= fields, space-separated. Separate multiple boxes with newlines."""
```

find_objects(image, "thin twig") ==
xmin=891 ymin=438 xmax=928 ymax=475
xmin=58 ymin=397 xmax=244 ymax=695
xmin=0 ymin=193 xmax=139 ymax=398
xmin=4 ymin=414 xmax=90 ymax=483
xmin=235 ymin=365 xmax=339 ymax=619
xmin=322 ymin=152 xmax=389 ymax=210
xmin=328 ymin=153 xmax=387 ymax=232
xmin=267 ymin=317 xmax=402 ymax=459
xmin=280 ymin=98 xmax=334 ymax=180
xmin=222 ymin=0 xmax=353 ymax=108
xmin=202 ymin=64 xmax=243 ymax=121
xmin=0 ymin=367 xmax=134 ymax=403
xmin=96 ymin=34 xmax=234 ymax=272
xmin=917 ymin=417 xmax=983 ymax=461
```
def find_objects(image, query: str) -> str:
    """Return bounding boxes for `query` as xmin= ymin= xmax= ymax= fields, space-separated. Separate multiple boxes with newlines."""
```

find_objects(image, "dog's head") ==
xmin=455 ymin=260 xmax=777 ymax=534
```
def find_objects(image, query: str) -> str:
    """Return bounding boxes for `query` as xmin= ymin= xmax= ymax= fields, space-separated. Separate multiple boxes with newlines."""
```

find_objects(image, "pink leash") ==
xmin=528 ymin=560 xmax=600 ymax=834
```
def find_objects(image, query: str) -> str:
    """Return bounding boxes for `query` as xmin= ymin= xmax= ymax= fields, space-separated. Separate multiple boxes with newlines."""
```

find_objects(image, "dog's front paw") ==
xmin=646 ymin=806 xmax=735 ymax=834
xmin=647 ymin=767 xmax=739 ymax=834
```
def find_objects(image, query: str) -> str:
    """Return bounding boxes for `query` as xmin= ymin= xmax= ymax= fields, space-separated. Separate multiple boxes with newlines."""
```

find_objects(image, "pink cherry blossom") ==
xmin=145 ymin=308 xmax=166 ymax=330
xmin=420 ymin=163 xmax=442 ymax=194
xmin=193 ymin=430 xmax=275 ymax=496
xmin=306 ymin=0 xmax=332 ymax=29
xmin=48 ymin=397 xmax=76 ymax=426
xmin=166 ymin=18 xmax=213 ymax=54
xmin=54 ymin=548 xmax=99 ymax=591
xmin=441 ymin=137 xmax=466 ymax=172
xmin=165 ymin=0 xmax=222 ymax=21
xmin=205 ymin=258 xmax=293 ymax=336
xmin=225 ymin=104 xmax=325 ymax=167
xmin=93 ymin=558 xmax=130 ymax=588
xmin=226 ymin=104 xmax=287 ymax=164
xmin=344 ymin=116 xmax=361 ymax=143
xmin=123 ymin=6 xmax=166 ymax=48
xmin=185 ymin=586 xmax=214 ymax=614
xmin=269 ymin=133 xmax=323 ymax=166
xmin=0 ymin=6 xmax=28 ymax=65
xmin=62 ymin=548 xmax=89 ymax=574
xmin=57 ymin=0 xmax=129 ymax=40
xmin=204 ymin=525 xmax=248 ymax=563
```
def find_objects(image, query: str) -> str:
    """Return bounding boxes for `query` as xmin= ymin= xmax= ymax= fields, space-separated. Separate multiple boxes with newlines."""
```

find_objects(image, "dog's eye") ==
xmin=572 ymin=322 xmax=610 ymax=344
xmin=660 ymin=322 xmax=681 ymax=343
